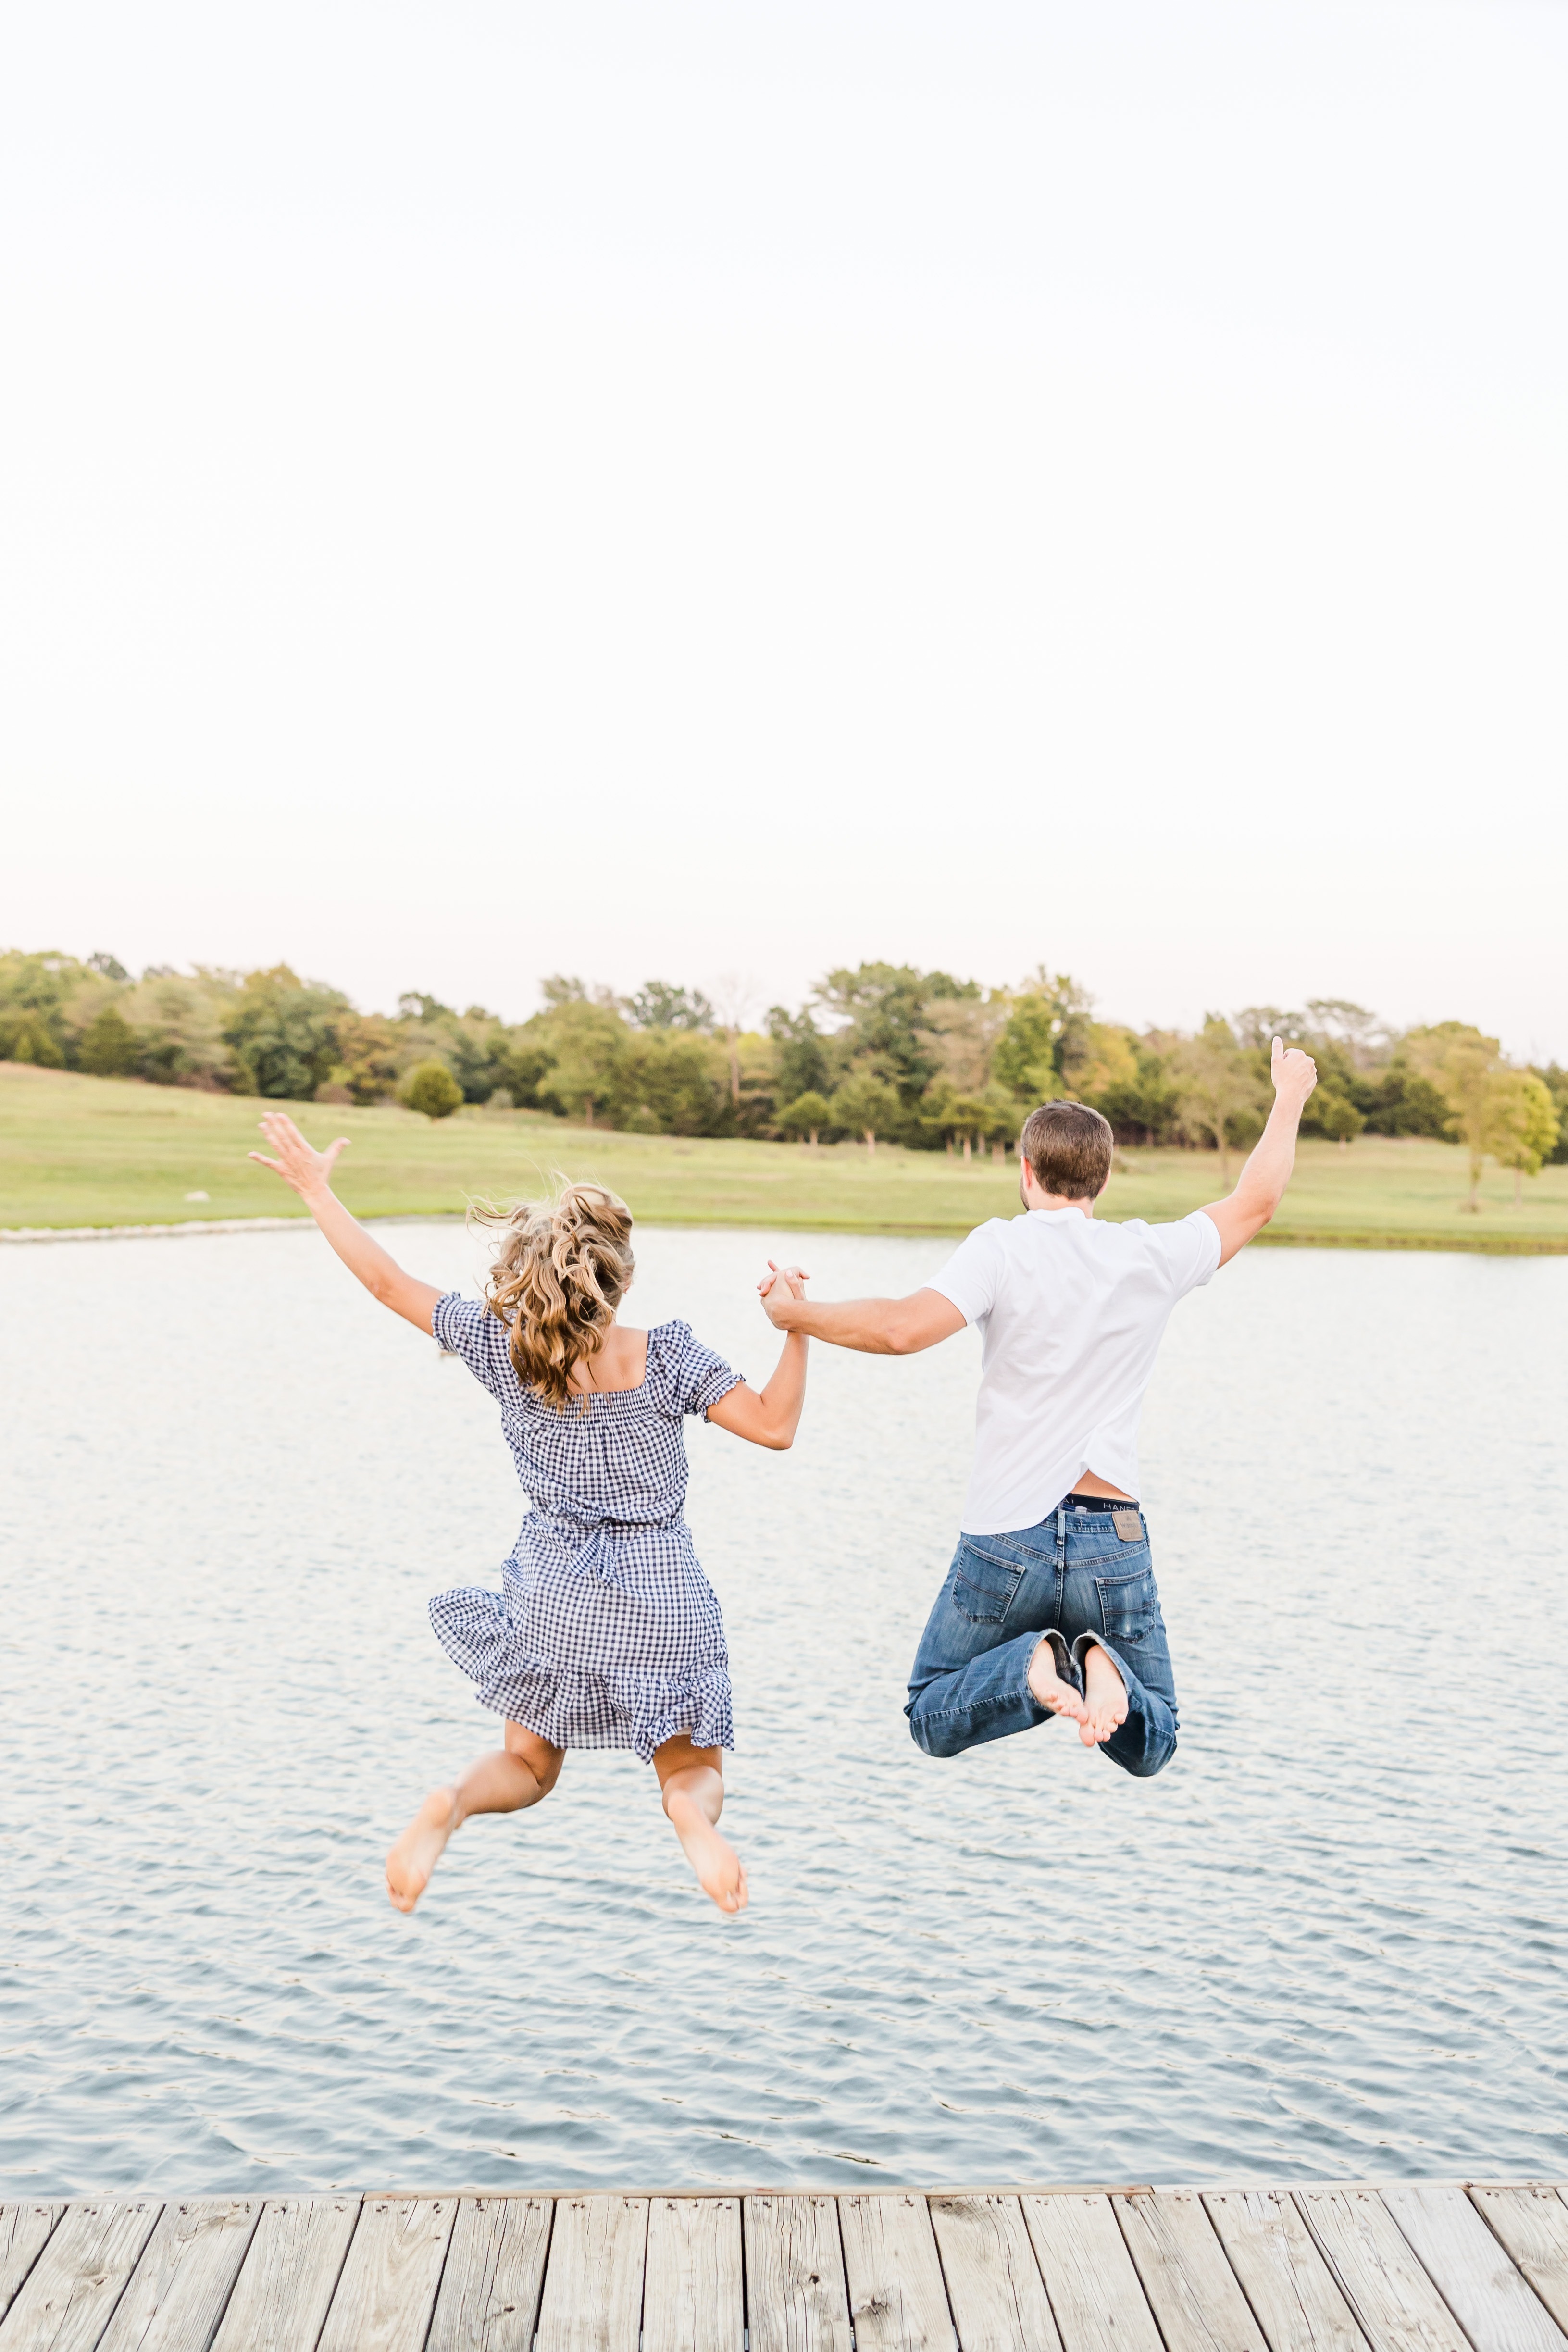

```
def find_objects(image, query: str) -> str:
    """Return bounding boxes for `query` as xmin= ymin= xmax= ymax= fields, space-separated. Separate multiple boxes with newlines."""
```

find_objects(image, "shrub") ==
xmin=1 ymin=1012 xmax=67 ymax=1067
xmin=78 ymin=1003 xmax=141 ymax=1076
xmin=399 ymin=1060 xmax=464 ymax=1120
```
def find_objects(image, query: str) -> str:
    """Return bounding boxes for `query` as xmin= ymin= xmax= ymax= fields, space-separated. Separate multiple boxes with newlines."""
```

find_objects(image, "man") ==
xmin=760 ymin=1036 xmax=1318 ymax=1779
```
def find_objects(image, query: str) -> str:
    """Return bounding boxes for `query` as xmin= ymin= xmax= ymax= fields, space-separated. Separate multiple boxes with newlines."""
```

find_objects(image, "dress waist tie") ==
xmin=524 ymin=1507 xmax=684 ymax=1588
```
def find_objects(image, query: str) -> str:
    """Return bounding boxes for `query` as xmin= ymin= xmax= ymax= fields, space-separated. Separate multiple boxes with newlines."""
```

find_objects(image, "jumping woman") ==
xmin=250 ymin=1114 xmax=809 ymax=1918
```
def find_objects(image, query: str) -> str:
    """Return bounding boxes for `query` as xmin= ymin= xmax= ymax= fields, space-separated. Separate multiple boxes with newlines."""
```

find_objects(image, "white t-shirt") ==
xmin=929 ymin=1207 xmax=1222 ymax=1534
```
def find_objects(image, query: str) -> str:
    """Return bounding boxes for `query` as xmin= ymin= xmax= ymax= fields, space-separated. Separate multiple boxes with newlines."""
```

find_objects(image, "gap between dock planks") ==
xmin=1 ymin=2182 xmax=1566 ymax=2352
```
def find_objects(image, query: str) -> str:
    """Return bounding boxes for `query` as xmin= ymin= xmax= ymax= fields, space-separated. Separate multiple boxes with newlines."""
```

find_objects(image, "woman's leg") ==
xmin=386 ymin=1721 xmax=565 ymax=1914
xmin=653 ymin=1735 xmax=747 ymax=1916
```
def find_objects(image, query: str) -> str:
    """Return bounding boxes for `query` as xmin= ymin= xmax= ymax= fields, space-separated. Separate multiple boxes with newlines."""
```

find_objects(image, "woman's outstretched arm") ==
xmin=249 ymin=1112 xmax=444 ymax=1335
xmin=706 ymin=1268 xmax=810 ymax=1451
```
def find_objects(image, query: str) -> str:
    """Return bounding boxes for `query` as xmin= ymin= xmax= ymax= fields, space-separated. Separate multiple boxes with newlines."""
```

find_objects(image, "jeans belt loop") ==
xmin=1055 ymin=1505 xmax=1067 ymax=1576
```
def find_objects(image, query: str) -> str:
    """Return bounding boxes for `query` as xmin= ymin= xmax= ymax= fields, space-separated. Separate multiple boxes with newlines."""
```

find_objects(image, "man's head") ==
xmin=1018 ymin=1099 xmax=1114 ymax=1209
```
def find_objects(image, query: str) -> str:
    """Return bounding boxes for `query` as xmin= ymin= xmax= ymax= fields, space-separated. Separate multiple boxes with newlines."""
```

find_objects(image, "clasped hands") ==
xmin=757 ymin=1259 xmax=809 ymax=1326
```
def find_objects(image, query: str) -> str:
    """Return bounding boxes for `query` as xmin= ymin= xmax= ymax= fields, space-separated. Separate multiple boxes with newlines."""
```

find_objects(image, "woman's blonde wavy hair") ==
xmin=474 ymin=1181 xmax=636 ymax=1411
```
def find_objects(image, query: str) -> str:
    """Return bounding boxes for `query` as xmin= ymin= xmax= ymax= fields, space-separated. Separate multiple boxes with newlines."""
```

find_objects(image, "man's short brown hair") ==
xmin=1019 ymin=1100 xmax=1114 ymax=1200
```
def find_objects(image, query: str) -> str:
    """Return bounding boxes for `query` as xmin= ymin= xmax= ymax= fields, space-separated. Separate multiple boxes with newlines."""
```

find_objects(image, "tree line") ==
xmin=2 ymin=948 xmax=1563 ymax=1200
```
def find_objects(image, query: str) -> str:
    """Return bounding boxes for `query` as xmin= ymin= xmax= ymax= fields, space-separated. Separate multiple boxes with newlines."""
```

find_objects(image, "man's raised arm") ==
xmin=1202 ymin=1037 xmax=1319 ymax=1267
xmin=757 ymin=1269 xmax=965 ymax=1355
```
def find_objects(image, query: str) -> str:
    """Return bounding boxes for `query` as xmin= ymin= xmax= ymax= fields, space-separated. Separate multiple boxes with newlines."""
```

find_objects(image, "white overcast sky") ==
xmin=3 ymin=0 xmax=1565 ymax=1055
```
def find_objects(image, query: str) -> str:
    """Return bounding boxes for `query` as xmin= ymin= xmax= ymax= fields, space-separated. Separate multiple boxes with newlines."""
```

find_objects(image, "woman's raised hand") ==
xmin=249 ymin=1112 xmax=350 ymax=1199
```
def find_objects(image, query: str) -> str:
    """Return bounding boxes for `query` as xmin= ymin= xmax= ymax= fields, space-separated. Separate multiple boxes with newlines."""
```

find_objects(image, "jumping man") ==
xmin=759 ymin=1038 xmax=1318 ymax=1778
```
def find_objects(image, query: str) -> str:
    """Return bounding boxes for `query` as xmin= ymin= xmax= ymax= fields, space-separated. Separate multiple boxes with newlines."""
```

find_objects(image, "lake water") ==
xmin=1 ymin=1221 xmax=1565 ymax=2195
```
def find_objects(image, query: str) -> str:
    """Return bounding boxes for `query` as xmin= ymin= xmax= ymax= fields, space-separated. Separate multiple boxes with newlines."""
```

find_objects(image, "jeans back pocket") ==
xmin=1094 ymin=1566 xmax=1156 ymax=1646
xmin=951 ymin=1539 xmax=1024 ymax=1624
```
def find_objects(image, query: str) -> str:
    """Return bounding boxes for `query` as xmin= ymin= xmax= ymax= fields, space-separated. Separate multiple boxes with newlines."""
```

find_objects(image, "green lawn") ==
xmin=3 ymin=1061 xmax=1567 ymax=1250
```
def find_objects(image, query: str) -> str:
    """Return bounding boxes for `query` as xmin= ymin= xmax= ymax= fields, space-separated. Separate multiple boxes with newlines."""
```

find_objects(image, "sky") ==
xmin=3 ymin=0 xmax=1565 ymax=1057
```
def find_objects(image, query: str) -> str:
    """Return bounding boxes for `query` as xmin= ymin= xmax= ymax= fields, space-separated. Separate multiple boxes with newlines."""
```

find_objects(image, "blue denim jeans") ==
xmin=905 ymin=1501 xmax=1179 ymax=1775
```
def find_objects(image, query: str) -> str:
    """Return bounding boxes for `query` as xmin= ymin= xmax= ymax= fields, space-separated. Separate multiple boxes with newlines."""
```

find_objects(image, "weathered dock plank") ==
xmin=837 ymin=2192 xmax=953 ymax=2352
xmin=642 ymin=2196 xmax=742 ymax=2352
xmin=1203 ymin=2189 xmax=1368 ymax=2352
xmin=97 ymin=2200 xmax=259 ymax=2352
xmin=1467 ymin=2186 xmax=1568 ymax=2336
xmin=1115 ymin=2190 xmax=1265 ymax=2352
xmin=427 ymin=2195 xmax=553 ymax=2352
xmin=10 ymin=2178 xmax=1564 ymax=2352
xmin=1023 ymin=2193 xmax=1163 ymax=2352
xmin=928 ymin=2195 xmax=1062 ymax=2352
xmin=209 ymin=2195 xmax=360 ymax=2352
xmin=0 ymin=2202 xmax=162 ymax=2352
xmin=1294 ymin=2188 xmax=1466 ymax=2352
xmin=536 ymin=2197 xmax=647 ymax=2352
xmin=0 ymin=2212 xmax=63 ymax=2330
xmin=1380 ymin=2183 xmax=1568 ymax=2352
xmin=744 ymin=2194 xmax=852 ymax=2352
xmin=316 ymin=2196 xmax=456 ymax=2352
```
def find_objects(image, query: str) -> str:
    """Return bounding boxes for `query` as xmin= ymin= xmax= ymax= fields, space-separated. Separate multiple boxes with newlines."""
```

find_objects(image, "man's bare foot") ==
xmin=1027 ymin=1637 xmax=1087 ymax=1724
xmin=386 ymin=1788 xmax=458 ymax=1913
xmin=664 ymin=1791 xmax=749 ymax=1915
xmin=1078 ymin=1644 xmax=1129 ymax=1748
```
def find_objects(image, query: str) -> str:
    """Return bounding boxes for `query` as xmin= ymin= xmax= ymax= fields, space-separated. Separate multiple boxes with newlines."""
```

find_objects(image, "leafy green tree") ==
xmin=1172 ymin=1018 xmax=1269 ymax=1182
xmin=1358 ymin=1062 xmax=1451 ymax=1137
xmin=223 ymin=967 xmax=350 ymax=1100
xmin=1093 ymin=1043 xmax=1182 ymax=1145
xmin=1534 ymin=1063 xmax=1568 ymax=1164
xmin=989 ymin=975 xmax=1092 ymax=1106
xmin=0 ymin=1011 xmax=66 ymax=1065
xmin=620 ymin=1032 xmax=725 ymax=1135
xmin=120 ymin=969 xmax=236 ymax=1087
xmin=526 ymin=998 xmax=628 ymax=1125
xmin=1315 ymin=1092 xmax=1365 ymax=1148
xmin=990 ymin=991 xmax=1061 ymax=1100
xmin=493 ymin=1041 xmax=554 ymax=1108
xmin=399 ymin=1060 xmax=464 ymax=1120
xmin=829 ymin=1071 xmax=903 ymax=1153
xmin=627 ymin=981 xmax=714 ymax=1032
xmin=766 ymin=1006 xmax=831 ymax=1104
xmin=1488 ymin=1071 xmax=1559 ymax=1206
xmin=0 ymin=950 xmax=80 ymax=1063
xmin=85 ymin=952 xmax=129 ymax=981
xmin=1403 ymin=1022 xmax=1503 ymax=1210
xmin=813 ymin=963 xmax=975 ymax=1108
xmin=779 ymin=1089 xmax=832 ymax=1146
xmin=77 ymin=1003 xmax=140 ymax=1076
xmin=333 ymin=1014 xmax=403 ymax=1105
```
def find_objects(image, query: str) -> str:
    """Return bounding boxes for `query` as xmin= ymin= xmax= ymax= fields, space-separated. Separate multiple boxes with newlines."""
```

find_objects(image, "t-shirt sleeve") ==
xmin=664 ymin=1320 xmax=745 ymax=1419
xmin=927 ymin=1220 xmax=1008 ymax=1326
xmin=431 ymin=1290 xmax=518 ymax=1401
xmin=1150 ymin=1209 xmax=1224 ymax=1296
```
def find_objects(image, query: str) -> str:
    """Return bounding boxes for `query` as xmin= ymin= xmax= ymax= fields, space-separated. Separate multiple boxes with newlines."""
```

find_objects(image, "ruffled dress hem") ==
xmin=428 ymin=1585 xmax=734 ymax=1762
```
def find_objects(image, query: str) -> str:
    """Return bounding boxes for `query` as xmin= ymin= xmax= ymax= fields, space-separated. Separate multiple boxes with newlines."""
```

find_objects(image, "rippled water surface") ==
xmin=2 ymin=1222 xmax=1565 ymax=2194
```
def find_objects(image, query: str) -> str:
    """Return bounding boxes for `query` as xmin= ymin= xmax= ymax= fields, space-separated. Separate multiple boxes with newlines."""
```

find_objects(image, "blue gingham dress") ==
xmin=428 ymin=1294 xmax=744 ymax=1760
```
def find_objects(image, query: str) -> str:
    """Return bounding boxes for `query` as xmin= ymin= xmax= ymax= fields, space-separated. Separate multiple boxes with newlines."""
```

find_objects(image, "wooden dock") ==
xmin=3 ymin=2181 xmax=1567 ymax=2352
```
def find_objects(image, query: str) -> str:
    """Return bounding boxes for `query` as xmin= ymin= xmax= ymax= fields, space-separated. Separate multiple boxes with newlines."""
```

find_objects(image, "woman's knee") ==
xmin=504 ymin=1720 xmax=565 ymax=1792
xmin=653 ymin=1735 xmax=723 ymax=1792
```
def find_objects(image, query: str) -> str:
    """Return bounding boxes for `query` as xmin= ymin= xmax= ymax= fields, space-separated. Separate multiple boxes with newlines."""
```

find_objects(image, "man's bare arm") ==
xmin=1202 ymin=1038 xmax=1318 ymax=1268
xmin=757 ymin=1270 xmax=964 ymax=1355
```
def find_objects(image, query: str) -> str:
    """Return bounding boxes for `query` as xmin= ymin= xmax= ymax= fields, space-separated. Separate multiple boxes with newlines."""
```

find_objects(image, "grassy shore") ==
xmin=3 ymin=1061 xmax=1567 ymax=1251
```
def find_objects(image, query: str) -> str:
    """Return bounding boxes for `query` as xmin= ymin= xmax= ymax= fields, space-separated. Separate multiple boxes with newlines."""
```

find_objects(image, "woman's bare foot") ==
xmin=1027 ymin=1638 xmax=1088 ymax=1723
xmin=663 ymin=1789 xmax=749 ymax=1915
xmin=1078 ymin=1644 xmax=1130 ymax=1748
xmin=386 ymin=1788 xmax=458 ymax=1913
